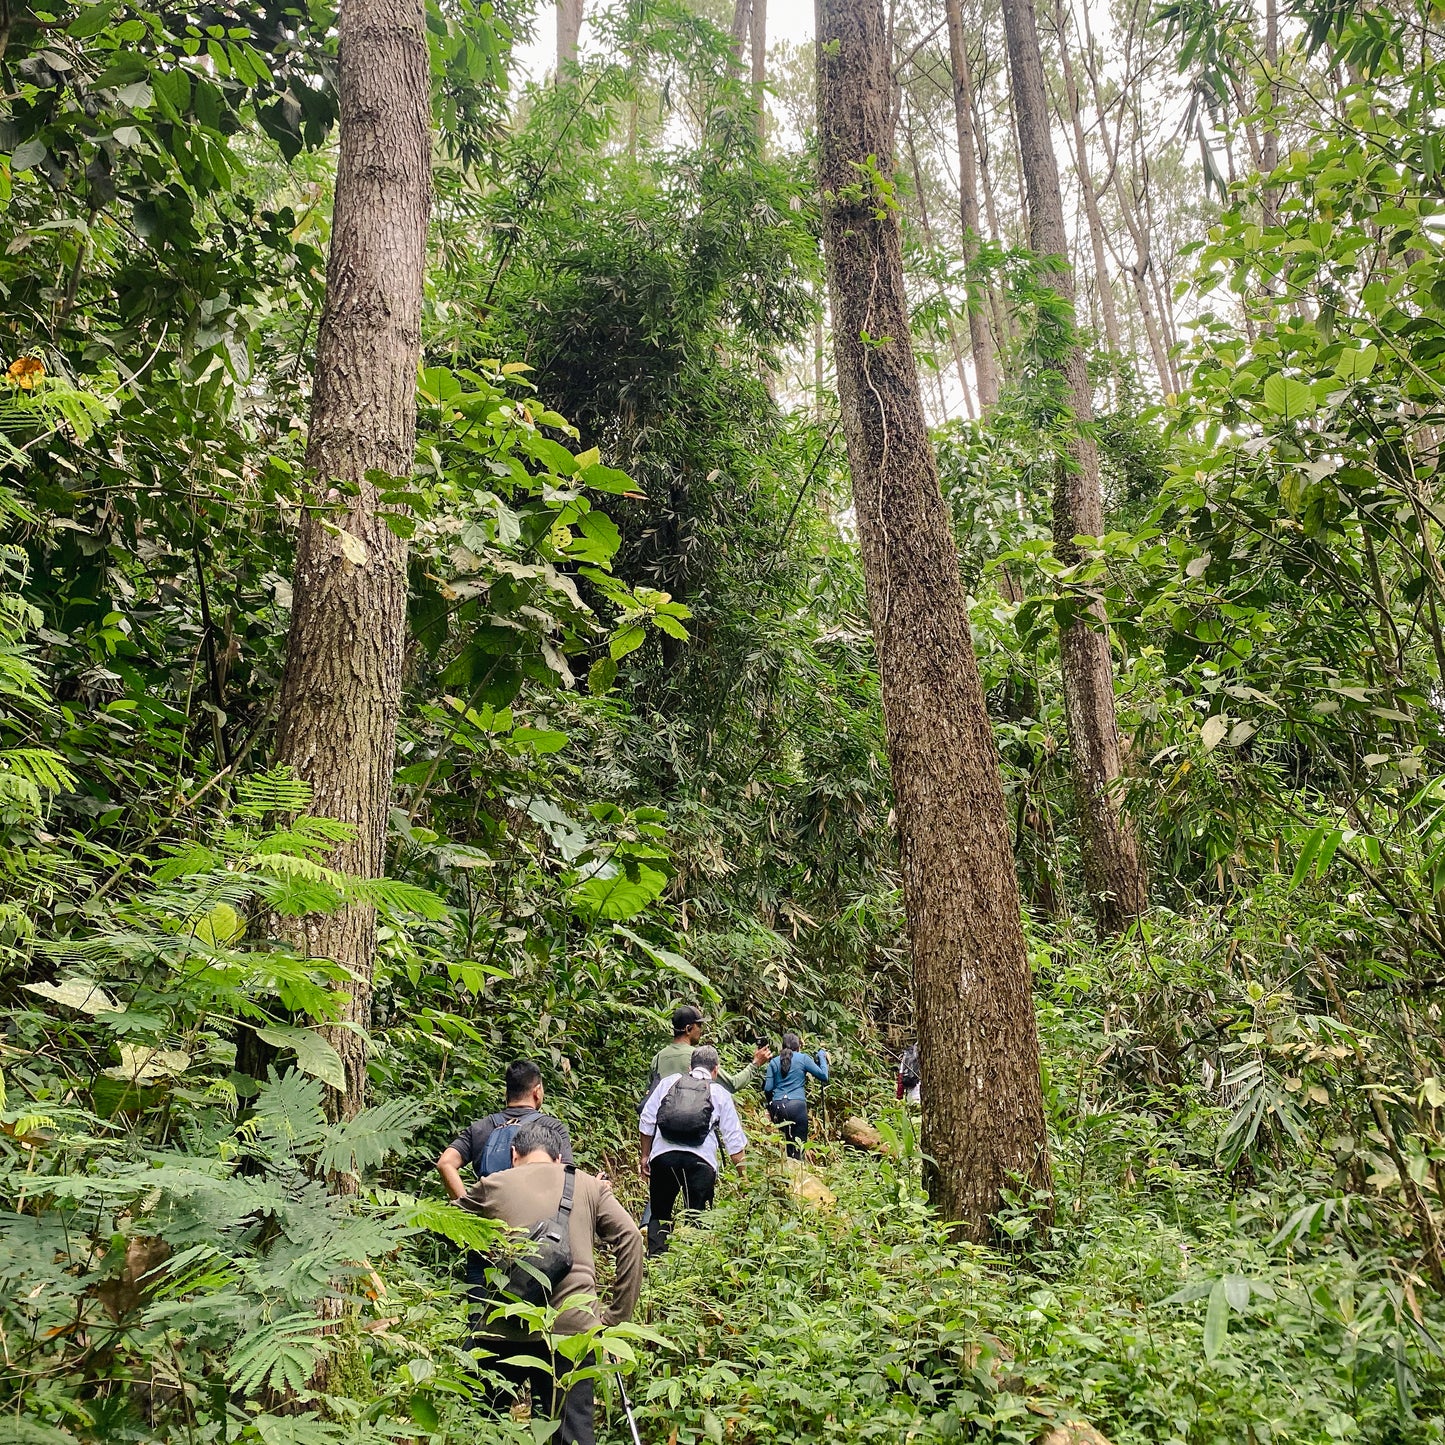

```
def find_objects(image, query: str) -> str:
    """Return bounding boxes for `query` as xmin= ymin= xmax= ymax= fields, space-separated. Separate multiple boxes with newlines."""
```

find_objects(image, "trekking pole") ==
xmin=617 ymin=1377 xmax=645 ymax=1445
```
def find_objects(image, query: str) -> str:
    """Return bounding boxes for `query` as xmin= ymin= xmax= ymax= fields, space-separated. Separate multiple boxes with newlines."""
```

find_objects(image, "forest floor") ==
xmin=591 ymin=1088 xmax=1443 ymax=1445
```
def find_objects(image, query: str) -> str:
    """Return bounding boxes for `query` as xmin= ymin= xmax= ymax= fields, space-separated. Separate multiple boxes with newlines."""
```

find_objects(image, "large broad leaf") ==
xmin=255 ymin=1025 xmax=346 ymax=1091
xmin=1262 ymin=373 xmax=1318 ymax=420
xmin=614 ymin=923 xmax=718 ymax=998
xmin=572 ymin=862 xmax=667 ymax=920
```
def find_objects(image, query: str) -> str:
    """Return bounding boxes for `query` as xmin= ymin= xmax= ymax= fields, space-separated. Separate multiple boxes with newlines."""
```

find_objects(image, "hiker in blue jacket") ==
xmin=762 ymin=1032 xmax=829 ymax=1158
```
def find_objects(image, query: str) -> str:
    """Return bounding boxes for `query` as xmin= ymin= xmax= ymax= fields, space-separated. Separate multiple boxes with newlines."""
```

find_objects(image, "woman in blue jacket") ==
xmin=762 ymin=1032 xmax=829 ymax=1158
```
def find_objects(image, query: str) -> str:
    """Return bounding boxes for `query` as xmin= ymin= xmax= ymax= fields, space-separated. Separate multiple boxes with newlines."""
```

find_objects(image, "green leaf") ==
xmin=1262 ymin=373 xmax=1318 ymax=420
xmin=609 ymin=623 xmax=646 ymax=661
xmin=581 ymin=462 xmax=639 ymax=495
xmin=588 ymin=657 xmax=618 ymax=695
xmin=1290 ymin=825 xmax=1327 ymax=888
xmin=1203 ymin=1277 xmax=1230 ymax=1361
xmin=1334 ymin=344 xmax=1379 ymax=381
xmin=255 ymin=1026 xmax=346 ymax=1091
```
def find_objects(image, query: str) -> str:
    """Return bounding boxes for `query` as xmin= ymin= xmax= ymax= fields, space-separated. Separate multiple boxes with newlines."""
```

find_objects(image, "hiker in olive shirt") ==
xmin=460 ymin=1116 xmax=643 ymax=1445
xmin=647 ymin=1004 xmax=770 ymax=1095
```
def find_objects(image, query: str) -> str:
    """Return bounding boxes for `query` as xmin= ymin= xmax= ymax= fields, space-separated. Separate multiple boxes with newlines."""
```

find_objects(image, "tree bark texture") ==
xmin=999 ymin=0 xmax=1147 ymax=934
xmin=817 ymin=0 xmax=1052 ymax=1238
xmin=943 ymin=0 xmax=999 ymax=410
xmin=557 ymin=0 xmax=583 ymax=70
xmin=273 ymin=0 xmax=432 ymax=1122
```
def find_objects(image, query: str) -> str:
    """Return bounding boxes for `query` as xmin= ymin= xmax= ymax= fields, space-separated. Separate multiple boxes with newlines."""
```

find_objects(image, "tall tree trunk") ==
xmin=817 ymin=0 xmax=1052 ymax=1238
xmin=999 ymin=0 xmax=1147 ymax=934
xmin=1077 ymin=0 xmax=1172 ymax=395
xmin=970 ymin=79 xmax=1015 ymax=359
xmin=273 ymin=0 xmax=432 ymax=1124
xmin=1051 ymin=0 xmax=1121 ymax=365
xmin=729 ymin=0 xmax=751 ymax=72
xmin=556 ymin=0 xmax=583 ymax=70
xmin=750 ymin=0 xmax=767 ymax=138
xmin=943 ymin=0 xmax=999 ymax=410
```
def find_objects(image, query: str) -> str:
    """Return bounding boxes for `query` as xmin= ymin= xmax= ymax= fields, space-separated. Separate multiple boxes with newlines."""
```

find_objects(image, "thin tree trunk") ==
xmin=943 ymin=0 xmax=999 ymax=409
xmin=999 ymin=0 xmax=1147 ymax=933
xmin=1077 ymin=0 xmax=1172 ymax=394
xmin=556 ymin=0 xmax=583 ymax=70
xmin=1051 ymin=0 xmax=1121 ymax=364
xmin=273 ymin=0 xmax=432 ymax=1125
xmin=903 ymin=114 xmax=975 ymax=419
xmin=750 ymin=0 xmax=767 ymax=138
xmin=730 ymin=0 xmax=750 ymax=65
xmin=1262 ymin=0 xmax=1280 ymax=228
xmin=817 ymin=0 xmax=1052 ymax=1238
xmin=971 ymin=81 xmax=1014 ymax=357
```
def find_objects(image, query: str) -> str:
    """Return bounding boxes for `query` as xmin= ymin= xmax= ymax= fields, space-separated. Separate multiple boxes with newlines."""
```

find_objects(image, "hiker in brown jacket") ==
xmin=459 ymin=1115 xmax=643 ymax=1445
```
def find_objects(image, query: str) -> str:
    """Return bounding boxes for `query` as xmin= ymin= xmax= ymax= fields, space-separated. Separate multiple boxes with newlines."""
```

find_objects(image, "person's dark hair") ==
xmin=690 ymin=1044 xmax=720 ymax=1072
xmin=512 ymin=1115 xmax=568 ymax=1161
xmin=672 ymin=1004 xmax=705 ymax=1038
xmin=780 ymin=1031 xmax=800 ymax=1080
xmin=504 ymin=1059 xmax=543 ymax=1103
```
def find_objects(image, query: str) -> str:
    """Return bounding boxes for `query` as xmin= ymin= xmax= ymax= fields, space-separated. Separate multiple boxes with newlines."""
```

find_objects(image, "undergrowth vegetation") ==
xmin=8 ymin=0 xmax=1445 ymax=1439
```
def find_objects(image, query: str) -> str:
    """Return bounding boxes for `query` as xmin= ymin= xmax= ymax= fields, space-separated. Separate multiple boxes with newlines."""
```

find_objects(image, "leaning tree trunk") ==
xmin=273 ymin=0 xmax=432 ymax=1126
xmin=1000 ymin=0 xmax=1147 ymax=934
xmin=817 ymin=0 xmax=1052 ymax=1239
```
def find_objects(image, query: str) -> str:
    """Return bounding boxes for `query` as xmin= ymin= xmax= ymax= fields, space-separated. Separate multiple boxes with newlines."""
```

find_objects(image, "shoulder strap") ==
xmin=557 ymin=1166 xmax=576 ymax=1218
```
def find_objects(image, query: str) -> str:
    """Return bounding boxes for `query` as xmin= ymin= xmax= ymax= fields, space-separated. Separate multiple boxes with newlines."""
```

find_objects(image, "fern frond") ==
xmin=351 ymin=876 xmax=452 ymax=922
xmin=226 ymin=1311 xmax=334 ymax=1396
xmin=318 ymin=1096 xmax=427 ymax=1178
xmin=232 ymin=770 xmax=314 ymax=820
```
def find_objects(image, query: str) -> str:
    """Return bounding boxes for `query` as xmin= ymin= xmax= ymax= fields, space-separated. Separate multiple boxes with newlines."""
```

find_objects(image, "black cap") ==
xmin=672 ymin=1004 xmax=705 ymax=1033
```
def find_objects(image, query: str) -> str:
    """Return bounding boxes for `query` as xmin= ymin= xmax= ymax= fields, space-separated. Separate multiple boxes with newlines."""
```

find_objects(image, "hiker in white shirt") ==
xmin=638 ymin=1045 xmax=746 ymax=1256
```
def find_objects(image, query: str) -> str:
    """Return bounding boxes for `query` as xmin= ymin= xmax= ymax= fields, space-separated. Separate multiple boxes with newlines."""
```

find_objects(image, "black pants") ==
xmin=647 ymin=1151 xmax=716 ymax=1256
xmin=769 ymin=1096 xmax=809 ymax=1158
xmin=474 ymin=1335 xmax=596 ymax=1445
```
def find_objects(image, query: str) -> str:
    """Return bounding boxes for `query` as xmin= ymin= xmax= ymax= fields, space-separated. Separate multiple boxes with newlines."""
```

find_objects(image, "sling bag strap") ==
xmin=557 ymin=1164 xmax=576 ymax=1217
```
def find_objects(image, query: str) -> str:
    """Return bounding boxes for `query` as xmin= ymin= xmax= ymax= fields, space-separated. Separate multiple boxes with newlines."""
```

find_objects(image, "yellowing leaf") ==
xmin=1200 ymin=715 xmax=1230 ymax=751
xmin=337 ymin=530 xmax=368 ymax=566
xmin=500 ymin=361 xmax=533 ymax=375
xmin=105 ymin=1045 xmax=191 ymax=1083
xmin=23 ymin=978 xmax=121 ymax=1015
xmin=191 ymin=902 xmax=245 ymax=947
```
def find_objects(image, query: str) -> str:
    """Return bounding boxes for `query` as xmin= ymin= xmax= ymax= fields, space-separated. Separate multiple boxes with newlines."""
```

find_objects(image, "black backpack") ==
xmin=899 ymin=1044 xmax=921 ymax=1089
xmin=656 ymin=1073 xmax=716 ymax=1147
xmin=485 ymin=1167 xmax=576 ymax=1307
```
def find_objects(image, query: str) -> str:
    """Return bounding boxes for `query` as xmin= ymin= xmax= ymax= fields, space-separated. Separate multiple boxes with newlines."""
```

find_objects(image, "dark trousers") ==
xmin=647 ymin=1150 xmax=716 ymax=1256
xmin=769 ymin=1096 xmax=809 ymax=1158
xmin=474 ymin=1336 xmax=596 ymax=1445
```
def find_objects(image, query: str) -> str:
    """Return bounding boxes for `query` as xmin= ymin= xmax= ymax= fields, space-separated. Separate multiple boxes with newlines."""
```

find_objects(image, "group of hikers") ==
xmin=435 ymin=1004 xmax=832 ymax=1445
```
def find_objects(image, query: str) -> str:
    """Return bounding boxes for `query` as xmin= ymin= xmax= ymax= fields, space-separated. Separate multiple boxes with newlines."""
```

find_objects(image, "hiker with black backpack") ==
xmin=436 ymin=1059 xmax=574 ymax=1201
xmin=459 ymin=1116 xmax=643 ymax=1445
xmin=638 ymin=1044 xmax=746 ymax=1256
